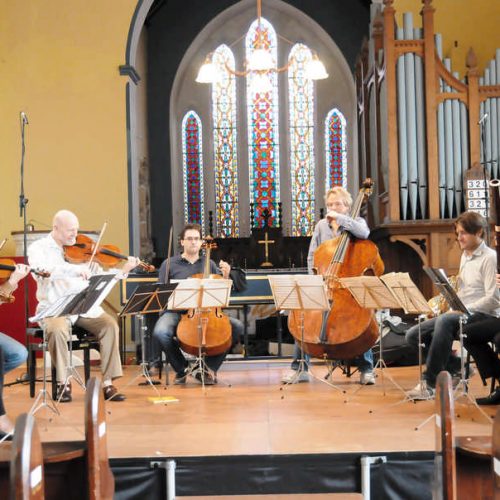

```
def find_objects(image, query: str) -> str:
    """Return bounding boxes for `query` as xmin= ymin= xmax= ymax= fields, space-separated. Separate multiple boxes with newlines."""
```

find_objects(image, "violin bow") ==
xmin=88 ymin=222 xmax=107 ymax=269
xmin=164 ymin=226 xmax=173 ymax=283
xmin=0 ymin=238 xmax=6 ymax=252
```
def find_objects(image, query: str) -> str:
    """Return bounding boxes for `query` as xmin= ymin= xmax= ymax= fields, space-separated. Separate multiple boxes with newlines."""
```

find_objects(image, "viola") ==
xmin=63 ymin=234 xmax=155 ymax=272
xmin=176 ymin=237 xmax=232 ymax=357
xmin=0 ymin=258 xmax=50 ymax=285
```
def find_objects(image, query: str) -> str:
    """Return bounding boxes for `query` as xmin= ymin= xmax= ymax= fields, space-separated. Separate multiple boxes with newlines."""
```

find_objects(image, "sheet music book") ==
xmin=423 ymin=266 xmax=470 ymax=316
xmin=168 ymin=278 xmax=233 ymax=310
xmin=30 ymin=274 xmax=118 ymax=322
xmin=339 ymin=273 xmax=433 ymax=314
xmin=268 ymin=274 xmax=329 ymax=311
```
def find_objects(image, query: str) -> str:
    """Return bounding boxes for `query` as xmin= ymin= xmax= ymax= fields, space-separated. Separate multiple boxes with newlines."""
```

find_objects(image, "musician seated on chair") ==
xmin=406 ymin=211 xmax=500 ymax=400
xmin=281 ymin=186 xmax=376 ymax=386
xmin=462 ymin=272 xmax=500 ymax=405
xmin=152 ymin=223 xmax=244 ymax=385
xmin=28 ymin=210 xmax=140 ymax=403
xmin=0 ymin=264 xmax=30 ymax=437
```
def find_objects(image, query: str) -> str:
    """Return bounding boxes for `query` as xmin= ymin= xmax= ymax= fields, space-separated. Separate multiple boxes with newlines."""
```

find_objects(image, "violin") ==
xmin=0 ymin=258 xmax=50 ymax=284
xmin=63 ymin=234 xmax=155 ymax=272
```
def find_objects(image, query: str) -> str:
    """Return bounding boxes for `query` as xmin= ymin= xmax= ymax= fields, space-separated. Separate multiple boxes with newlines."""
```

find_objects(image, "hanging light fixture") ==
xmin=195 ymin=0 xmax=328 ymax=85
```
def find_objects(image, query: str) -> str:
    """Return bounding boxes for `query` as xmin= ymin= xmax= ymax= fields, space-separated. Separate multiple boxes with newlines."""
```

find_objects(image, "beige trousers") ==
xmin=41 ymin=313 xmax=123 ymax=383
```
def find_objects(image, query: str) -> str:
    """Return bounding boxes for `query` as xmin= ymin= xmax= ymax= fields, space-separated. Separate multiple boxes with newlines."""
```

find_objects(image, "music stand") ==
xmin=340 ymin=273 xmax=430 ymax=400
xmin=29 ymin=274 xmax=118 ymax=414
xmin=267 ymin=275 xmax=337 ymax=392
xmin=168 ymin=278 xmax=233 ymax=387
xmin=120 ymin=283 xmax=177 ymax=395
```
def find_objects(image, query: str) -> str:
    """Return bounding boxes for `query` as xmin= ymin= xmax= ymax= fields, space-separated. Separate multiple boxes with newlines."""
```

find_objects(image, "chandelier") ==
xmin=195 ymin=0 xmax=328 ymax=91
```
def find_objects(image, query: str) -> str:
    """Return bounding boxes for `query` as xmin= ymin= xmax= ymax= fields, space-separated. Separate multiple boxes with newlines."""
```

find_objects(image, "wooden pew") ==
xmin=0 ymin=377 xmax=114 ymax=499
xmin=493 ymin=407 xmax=500 ymax=498
xmin=434 ymin=370 xmax=457 ymax=500
xmin=10 ymin=413 xmax=45 ymax=499
xmin=85 ymin=377 xmax=114 ymax=500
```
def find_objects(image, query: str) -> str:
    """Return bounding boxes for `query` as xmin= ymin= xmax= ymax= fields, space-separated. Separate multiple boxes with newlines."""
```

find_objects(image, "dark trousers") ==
xmin=463 ymin=316 xmax=500 ymax=381
xmin=0 ymin=347 xmax=4 ymax=416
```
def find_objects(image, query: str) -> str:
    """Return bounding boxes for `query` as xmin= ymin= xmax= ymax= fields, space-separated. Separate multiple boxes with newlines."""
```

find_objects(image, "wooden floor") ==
xmin=3 ymin=360 xmax=495 ymax=459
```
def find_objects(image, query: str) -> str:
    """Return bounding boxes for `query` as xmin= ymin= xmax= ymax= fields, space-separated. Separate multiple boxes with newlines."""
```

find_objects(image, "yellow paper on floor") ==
xmin=148 ymin=396 xmax=179 ymax=404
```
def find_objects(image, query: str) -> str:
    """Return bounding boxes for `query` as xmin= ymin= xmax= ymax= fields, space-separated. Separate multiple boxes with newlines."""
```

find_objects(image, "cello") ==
xmin=288 ymin=179 xmax=385 ymax=359
xmin=176 ymin=237 xmax=232 ymax=357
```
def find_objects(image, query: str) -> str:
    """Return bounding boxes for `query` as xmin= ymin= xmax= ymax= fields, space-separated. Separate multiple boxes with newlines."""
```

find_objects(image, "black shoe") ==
xmin=193 ymin=369 xmax=215 ymax=385
xmin=476 ymin=388 xmax=500 ymax=405
xmin=103 ymin=385 xmax=126 ymax=402
xmin=56 ymin=383 xmax=72 ymax=403
xmin=174 ymin=371 xmax=187 ymax=385
xmin=0 ymin=431 xmax=13 ymax=441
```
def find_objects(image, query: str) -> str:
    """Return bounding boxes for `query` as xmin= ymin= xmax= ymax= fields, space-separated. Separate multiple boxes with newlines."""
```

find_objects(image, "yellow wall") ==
xmin=0 ymin=0 xmax=137 ymax=258
xmin=395 ymin=0 xmax=500 ymax=77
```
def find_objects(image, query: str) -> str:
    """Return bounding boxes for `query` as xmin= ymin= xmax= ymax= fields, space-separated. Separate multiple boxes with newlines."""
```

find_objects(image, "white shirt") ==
xmin=457 ymin=241 xmax=500 ymax=316
xmin=28 ymin=233 xmax=119 ymax=320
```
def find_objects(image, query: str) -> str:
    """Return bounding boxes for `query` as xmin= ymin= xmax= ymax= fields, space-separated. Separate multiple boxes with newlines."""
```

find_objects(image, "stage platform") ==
xmin=3 ymin=360 xmax=495 ymax=498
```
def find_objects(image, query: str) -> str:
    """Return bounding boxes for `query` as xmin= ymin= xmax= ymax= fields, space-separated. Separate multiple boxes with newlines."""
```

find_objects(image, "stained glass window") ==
xmin=182 ymin=110 xmax=204 ymax=228
xmin=246 ymin=17 xmax=280 ymax=228
xmin=325 ymin=108 xmax=347 ymax=189
xmin=212 ymin=45 xmax=239 ymax=237
xmin=288 ymin=44 xmax=315 ymax=236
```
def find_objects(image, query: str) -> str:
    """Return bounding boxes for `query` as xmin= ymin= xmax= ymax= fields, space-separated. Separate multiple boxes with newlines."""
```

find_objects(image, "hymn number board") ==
xmin=464 ymin=164 xmax=490 ymax=218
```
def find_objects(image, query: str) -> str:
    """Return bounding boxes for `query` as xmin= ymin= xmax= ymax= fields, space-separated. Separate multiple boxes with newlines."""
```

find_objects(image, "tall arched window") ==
xmin=182 ymin=110 xmax=205 ymax=228
xmin=212 ymin=45 xmax=239 ymax=237
xmin=288 ymin=43 xmax=315 ymax=236
xmin=325 ymin=108 xmax=347 ymax=189
xmin=246 ymin=17 xmax=280 ymax=228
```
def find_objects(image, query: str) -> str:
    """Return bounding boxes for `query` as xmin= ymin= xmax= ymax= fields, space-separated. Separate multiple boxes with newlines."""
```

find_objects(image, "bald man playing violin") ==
xmin=28 ymin=210 xmax=140 ymax=403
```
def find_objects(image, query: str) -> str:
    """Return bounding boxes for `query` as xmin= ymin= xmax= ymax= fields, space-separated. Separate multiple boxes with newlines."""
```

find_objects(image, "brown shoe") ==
xmin=56 ymin=382 xmax=72 ymax=403
xmin=103 ymin=385 xmax=126 ymax=402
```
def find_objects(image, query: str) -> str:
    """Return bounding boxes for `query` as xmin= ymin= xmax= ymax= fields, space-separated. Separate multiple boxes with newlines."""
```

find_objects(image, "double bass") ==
xmin=288 ymin=179 xmax=385 ymax=359
xmin=176 ymin=238 xmax=232 ymax=357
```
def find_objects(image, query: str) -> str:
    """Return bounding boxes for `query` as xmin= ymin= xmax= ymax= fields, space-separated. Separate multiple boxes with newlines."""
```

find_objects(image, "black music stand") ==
xmin=169 ymin=278 xmax=233 ymax=387
xmin=267 ymin=275 xmax=337 ymax=392
xmin=29 ymin=274 xmax=118 ymax=414
xmin=120 ymin=283 xmax=177 ymax=394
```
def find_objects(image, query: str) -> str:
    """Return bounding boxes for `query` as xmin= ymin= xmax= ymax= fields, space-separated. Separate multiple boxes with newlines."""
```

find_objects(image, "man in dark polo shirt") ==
xmin=153 ymin=223 xmax=244 ymax=385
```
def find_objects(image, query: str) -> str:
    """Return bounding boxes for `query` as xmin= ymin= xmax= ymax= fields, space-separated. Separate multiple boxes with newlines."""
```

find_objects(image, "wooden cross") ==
xmin=258 ymin=231 xmax=275 ymax=268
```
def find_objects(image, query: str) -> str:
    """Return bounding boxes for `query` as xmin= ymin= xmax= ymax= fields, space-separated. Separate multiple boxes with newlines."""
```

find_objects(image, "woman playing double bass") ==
xmin=153 ymin=224 xmax=244 ymax=385
xmin=281 ymin=186 xmax=376 ymax=386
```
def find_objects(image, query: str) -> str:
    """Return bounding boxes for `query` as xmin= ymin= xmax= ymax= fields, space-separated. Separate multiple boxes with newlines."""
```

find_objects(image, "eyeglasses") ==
xmin=183 ymin=236 xmax=201 ymax=241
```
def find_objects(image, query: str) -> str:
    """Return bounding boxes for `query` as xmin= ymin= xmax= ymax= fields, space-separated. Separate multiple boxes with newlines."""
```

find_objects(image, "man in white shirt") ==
xmin=406 ymin=211 xmax=500 ymax=399
xmin=28 ymin=210 xmax=139 ymax=402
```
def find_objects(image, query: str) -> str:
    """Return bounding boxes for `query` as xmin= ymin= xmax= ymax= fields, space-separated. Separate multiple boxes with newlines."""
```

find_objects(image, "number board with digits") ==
xmin=464 ymin=166 xmax=490 ymax=218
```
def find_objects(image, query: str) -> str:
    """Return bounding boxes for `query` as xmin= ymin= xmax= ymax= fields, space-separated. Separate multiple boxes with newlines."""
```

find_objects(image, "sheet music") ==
xmin=268 ymin=274 xmax=329 ymax=311
xmin=30 ymin=274 xmax=118 ymax=322
xmin=168 ymin=278 xmax=233 ymax=310
xmin=380 ymin=272 xmax=432 ymax=314
xmin=339 ymin=276 xmax=401 ymax=310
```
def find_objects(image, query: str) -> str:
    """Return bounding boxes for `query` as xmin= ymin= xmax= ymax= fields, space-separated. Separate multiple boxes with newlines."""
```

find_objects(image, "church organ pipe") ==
xmin=452 ymin=71 xmax=463 ymax=214
xmin=403 ymin=13 xmax=419 ymax=220
xmin=435 ymin=34 xmax=447 ymax=218
xmin=443 ymin=59 xmax=455 ymax=217
xmin=396 ymin=26 xmax=409 ymax=219
xmin=496 ymin=49 xmax=500 ymax=179
xmin=484 ymin=69 xmax=493 ymax=175
xmin=414 ymin=27 xmax=427 ymax=219
xmin=489 ymin=58 xmax=499 ymax=178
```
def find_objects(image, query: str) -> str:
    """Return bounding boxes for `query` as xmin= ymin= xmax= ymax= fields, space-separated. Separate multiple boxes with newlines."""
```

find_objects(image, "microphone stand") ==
xmin=19 ymin=112 xmax=30 ymax=379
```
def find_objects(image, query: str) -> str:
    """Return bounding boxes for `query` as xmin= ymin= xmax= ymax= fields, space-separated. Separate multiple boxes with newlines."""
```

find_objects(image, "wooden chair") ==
xmin=9 ymin=413 xmax=45 ymax=499
xmin=85 ymin=377 xmax=114 ymax=500
xmin=434 ymin=370 xmax=457 ymax=500
xmin=493 ymin=407 xmax=500 ymax=497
